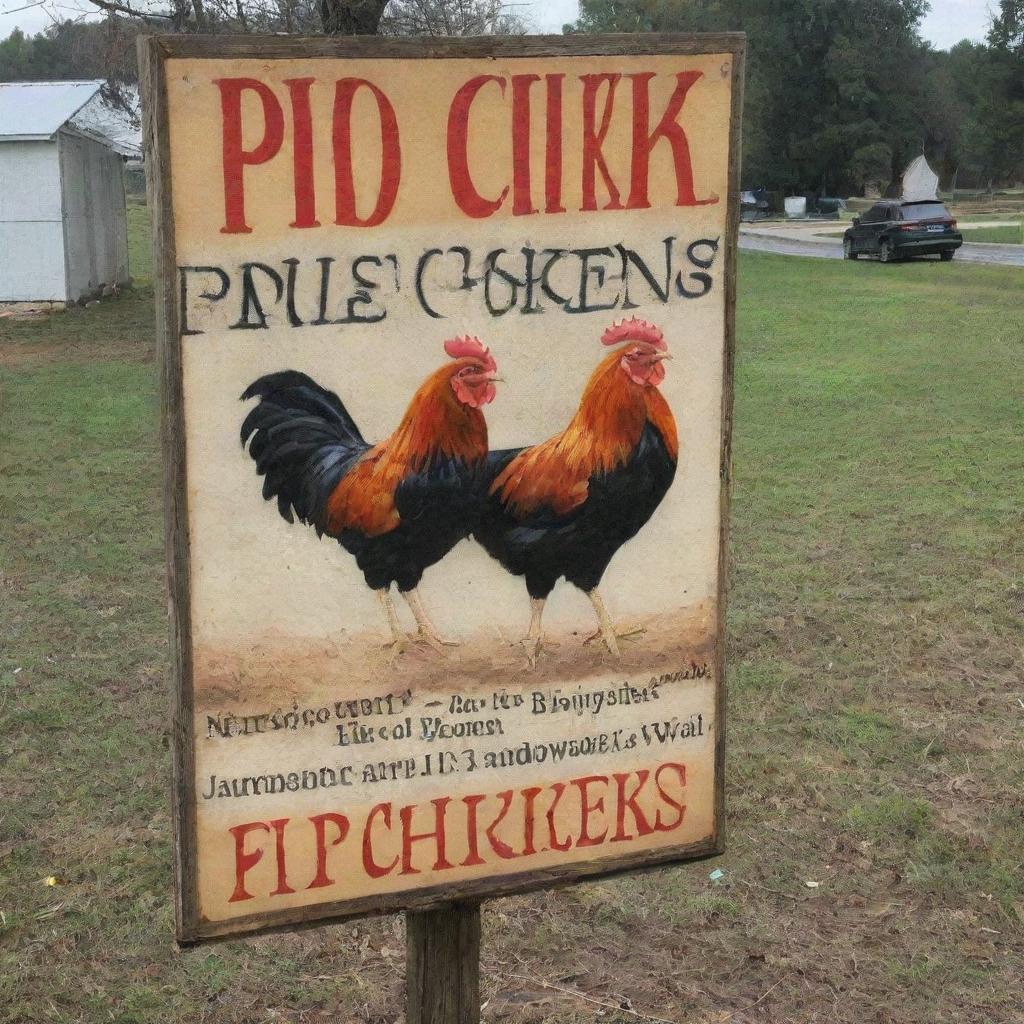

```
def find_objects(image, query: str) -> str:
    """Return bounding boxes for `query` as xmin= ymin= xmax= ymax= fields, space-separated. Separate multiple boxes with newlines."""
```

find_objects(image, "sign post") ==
xmin=407 ymin=904 xmax=480 ymax=1024
xmin=140 ymin=31 xmax=743 ymax=1018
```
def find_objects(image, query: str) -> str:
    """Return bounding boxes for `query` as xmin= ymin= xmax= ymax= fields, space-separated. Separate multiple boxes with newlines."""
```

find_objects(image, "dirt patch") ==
xmin=0 ymin=337 xmax=154 ymax=367
xmin=0 ymin=302 xmax=64 ymax=319
xmin=192 ymin=605 xmax=717 ymax=709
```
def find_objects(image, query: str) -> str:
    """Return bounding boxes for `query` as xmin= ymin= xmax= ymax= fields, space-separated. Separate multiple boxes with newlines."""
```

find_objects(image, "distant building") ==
xmin=0 ymin=80 xmax=131 ymax=304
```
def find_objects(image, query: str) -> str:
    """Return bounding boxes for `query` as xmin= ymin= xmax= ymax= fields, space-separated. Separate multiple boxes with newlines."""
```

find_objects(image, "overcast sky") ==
xmin=0 ymin=0 xmax=996 ymax=49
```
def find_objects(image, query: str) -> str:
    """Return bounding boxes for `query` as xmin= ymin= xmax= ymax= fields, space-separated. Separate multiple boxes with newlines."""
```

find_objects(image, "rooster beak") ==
xmin=488 ymin=374 xmax=504 ymax=382
xmin=652 ymin=353 xmax=672 ymax=362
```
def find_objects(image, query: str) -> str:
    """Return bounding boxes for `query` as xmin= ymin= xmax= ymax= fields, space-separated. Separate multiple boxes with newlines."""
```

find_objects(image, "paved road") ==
xmin=739 ymin=231 xmax=1024 ymax=267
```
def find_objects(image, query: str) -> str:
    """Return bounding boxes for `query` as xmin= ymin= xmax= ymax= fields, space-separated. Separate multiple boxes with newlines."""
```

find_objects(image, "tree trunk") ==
xmin=319 ymin=0 xmax=389 ymax=34
xmin=170 ymin=0 xmax=192 ymax=31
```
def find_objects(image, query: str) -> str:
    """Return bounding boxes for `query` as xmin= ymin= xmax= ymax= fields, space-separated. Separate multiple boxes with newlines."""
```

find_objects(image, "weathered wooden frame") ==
xmin=139 ymin=31 xmax=745 ymax=944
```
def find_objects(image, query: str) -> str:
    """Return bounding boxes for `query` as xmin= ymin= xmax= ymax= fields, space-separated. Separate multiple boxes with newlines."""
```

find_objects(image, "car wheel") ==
xmin=843 ymin=237 xmax=857 ymax=260
xmin=940 ymin=250 xmax=954 ymax=262
xmin=879 ymin=239 xmax=895 ymax=263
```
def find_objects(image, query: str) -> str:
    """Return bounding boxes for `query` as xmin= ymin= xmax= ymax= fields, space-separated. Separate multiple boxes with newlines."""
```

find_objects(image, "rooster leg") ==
xmin=522 ymin=597 xmax=547 ymax=667
xmin=586 ymin=588 xmax=621 ymax=657
xmin=527 ymin=597 xmax=546 ymax=640
xmin=401 ymin=588 xmax=460 ymax=651
xmin=377 ymin=588 xmax=406 ymax=650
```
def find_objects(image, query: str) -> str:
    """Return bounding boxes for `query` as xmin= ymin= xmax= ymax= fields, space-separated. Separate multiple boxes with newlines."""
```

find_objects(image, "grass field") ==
xmin=823 ymin=223 xmax=1023 ymax=244
xmin=960 ymin=225 xmax=1023 ymax=245
xmin=2 ymin=212 xmax=1023 ymax=1023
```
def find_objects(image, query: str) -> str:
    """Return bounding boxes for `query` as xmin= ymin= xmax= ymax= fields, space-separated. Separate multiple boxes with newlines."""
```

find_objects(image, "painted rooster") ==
xmin=240 ymin=337 xmax=499 ymax=651
xmin=475 ymin=318 xmax=677 ymax=658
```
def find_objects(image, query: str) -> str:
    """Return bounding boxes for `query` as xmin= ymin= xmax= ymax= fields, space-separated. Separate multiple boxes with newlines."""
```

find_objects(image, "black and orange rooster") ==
xmin=476 ymin=318 xmax=677 ymax=659
xmin=240 ymin=337 xmax=499 ymax=651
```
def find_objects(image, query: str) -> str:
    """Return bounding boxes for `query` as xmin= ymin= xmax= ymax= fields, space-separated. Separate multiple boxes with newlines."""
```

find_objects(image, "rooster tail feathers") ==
xmin=240 ymin=370 xmax=365 ymax=447
xmin=240 ymin=370 xmax=369 ymax=532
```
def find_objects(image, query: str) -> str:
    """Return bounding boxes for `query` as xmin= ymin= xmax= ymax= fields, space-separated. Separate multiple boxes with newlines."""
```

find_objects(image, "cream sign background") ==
xmin=141 ymin=34 xmax=743 ymax=942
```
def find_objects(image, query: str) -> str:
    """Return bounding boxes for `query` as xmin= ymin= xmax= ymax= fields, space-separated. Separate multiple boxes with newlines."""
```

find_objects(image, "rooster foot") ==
xmin=414 ymin=629 xmax=460 ymax=654
xmin=519 ymin=634 xmax=557 ymax=669
xmin=381 ymin=635 xmax=410 ymax=666
xmin=381 ymin=632 xmax=453 ymax=664
xmin=582 ymin=624 xmax=646 ymax=657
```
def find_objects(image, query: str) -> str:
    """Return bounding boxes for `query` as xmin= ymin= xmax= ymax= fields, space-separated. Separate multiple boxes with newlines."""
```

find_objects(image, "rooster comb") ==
xmin=444 ymin=335 xmax=497 ymax=372
xmin=601 ymin=317 xmax=666 ymax=351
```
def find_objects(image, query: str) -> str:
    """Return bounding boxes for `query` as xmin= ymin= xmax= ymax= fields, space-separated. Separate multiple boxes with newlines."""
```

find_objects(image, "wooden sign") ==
xmin=140 ymin=32 xmax=743 ymax=943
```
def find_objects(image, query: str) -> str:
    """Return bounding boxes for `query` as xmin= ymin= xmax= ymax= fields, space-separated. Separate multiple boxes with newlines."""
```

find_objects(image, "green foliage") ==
xmin=849 ymin=142 xmax=894 ymax=188
xmin=975 ymin=1 xmax=1024 ymax=182
xmin=571 ymin=0 xmax=1022 ymax=192
xmin=0 ymin=18 xmax=140 ymax=98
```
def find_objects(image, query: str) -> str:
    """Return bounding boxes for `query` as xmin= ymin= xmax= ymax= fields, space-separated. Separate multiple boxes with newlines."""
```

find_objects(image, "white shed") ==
xmin=0 ymin=81 xmax=130 ymax=304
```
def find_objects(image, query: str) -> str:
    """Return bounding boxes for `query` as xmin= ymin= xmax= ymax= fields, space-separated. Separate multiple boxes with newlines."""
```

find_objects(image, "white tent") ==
xmin=0 ymin=81 xmax=130 ymax=303
xmin=902 ymin=155 xmax=939 ymax=202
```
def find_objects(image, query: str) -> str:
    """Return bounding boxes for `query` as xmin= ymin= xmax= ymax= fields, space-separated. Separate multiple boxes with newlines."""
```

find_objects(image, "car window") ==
xmin=863 ymin=205 xmax=883 ymax=223
xmin=901 ymin=202 xmax=951 ymax=221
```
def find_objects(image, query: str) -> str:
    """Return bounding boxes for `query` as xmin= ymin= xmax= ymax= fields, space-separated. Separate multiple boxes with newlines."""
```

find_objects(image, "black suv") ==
xmin=844 ymin=200 xmax=963 ymax=262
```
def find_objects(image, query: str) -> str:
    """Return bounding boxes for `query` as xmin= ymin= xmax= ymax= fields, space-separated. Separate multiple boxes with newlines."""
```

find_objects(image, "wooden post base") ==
xmin=406 ymin=903 xmax=481 ymax=1024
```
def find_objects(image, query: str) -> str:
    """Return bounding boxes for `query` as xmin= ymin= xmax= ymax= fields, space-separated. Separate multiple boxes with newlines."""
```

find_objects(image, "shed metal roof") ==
xmin=0 ymin=80 xmax=104 ymax=141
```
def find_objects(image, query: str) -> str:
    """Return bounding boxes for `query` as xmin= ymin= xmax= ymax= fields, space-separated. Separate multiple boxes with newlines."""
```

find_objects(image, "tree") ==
xmin=975 ymin=0 xmax=1024 ymax=183
xmin=0 ymin=18 xmax=141 ymax=113
xmin=319 ymin=0 xmax=387 ymax=33
xmin=381 ymin=0 xmax=526 ymax=35
xmin=570 ymin=0 xmax=937 ymax=194
xmin=79 ymin=0 xmax=382 ymax=34
xmin=77 ymin=0 xmax=525 ymax=36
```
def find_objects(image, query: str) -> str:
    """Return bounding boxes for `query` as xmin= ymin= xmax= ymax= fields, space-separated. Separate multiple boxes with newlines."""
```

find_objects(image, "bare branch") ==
xmin=84 ymin=0 xmax=174 ymax=19
xmin=1 ymin=0 xmax=46 ymax=15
